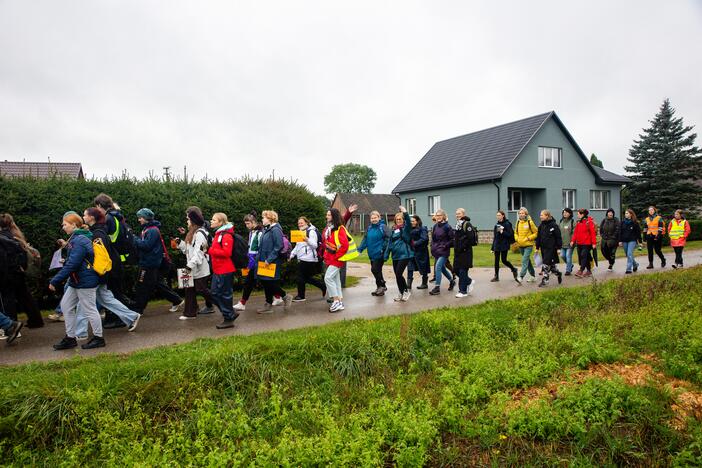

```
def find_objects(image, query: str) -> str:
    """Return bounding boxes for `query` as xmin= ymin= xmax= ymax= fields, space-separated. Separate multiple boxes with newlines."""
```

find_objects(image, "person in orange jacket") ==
xmin=570 ymin=208 xmax=597 ymax=278
xmin=643 ymin=205 xmax=666 ymax=269
xmin=668 ymin=209 xmax=691 ymax=269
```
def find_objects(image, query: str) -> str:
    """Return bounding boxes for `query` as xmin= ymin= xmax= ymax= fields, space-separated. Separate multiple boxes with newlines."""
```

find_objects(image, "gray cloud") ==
xmin=1 ymin=0 xmax=700 ymax=194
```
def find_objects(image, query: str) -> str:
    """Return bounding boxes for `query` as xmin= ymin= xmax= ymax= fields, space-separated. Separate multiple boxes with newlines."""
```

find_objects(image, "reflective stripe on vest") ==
xmin=109 ymin=217 xmax=120 ymax=243
xmin=333 ymin=225 xmax=359 ymax=261
xmin=646 ymin=215 xmax=664 ymax=235
xmin=669 ymin=220 xmax=686 ymax=240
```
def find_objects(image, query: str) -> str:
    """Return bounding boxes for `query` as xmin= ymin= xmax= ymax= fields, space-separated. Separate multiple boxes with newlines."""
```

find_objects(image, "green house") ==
xmin=392 ymin=111 xmax=629 ymax=232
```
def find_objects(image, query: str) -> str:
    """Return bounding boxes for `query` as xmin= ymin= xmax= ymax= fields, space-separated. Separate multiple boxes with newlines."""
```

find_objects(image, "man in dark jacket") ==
xmin=599 ymin=208 xmax=621 ymax=270
xmin=131 ymin=208 xmax=183 ymax=314
xmin=535 ymin=210 xmax=563 ymax=287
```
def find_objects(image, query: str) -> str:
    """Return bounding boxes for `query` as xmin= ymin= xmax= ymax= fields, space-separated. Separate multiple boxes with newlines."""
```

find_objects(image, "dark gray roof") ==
xmin=334 ymin=193 xmax=400 ymax=214
xmin=393 ymin=111 xmax=628 ymax=192
xmin=0 ymin=161 xmax=84 ymax=179
xmin=592 ymin=166 xmax=631 ymax=184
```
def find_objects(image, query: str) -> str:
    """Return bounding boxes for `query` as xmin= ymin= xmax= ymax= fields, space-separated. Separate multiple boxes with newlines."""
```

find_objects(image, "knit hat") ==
xmin=562 ymin=207 xmax=573 ymax=217
xmin=62 ymin=210 xmax=79 ymax=218
xmin=187 ymin=208 xmax=205 ymax=226
xmin=606 ymin=208 xmax=616 ymax=217
xmin=136 ymin=208 xmax=155 ymax=220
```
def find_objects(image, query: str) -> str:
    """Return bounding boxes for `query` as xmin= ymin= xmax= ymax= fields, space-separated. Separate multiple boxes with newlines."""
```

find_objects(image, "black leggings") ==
xmin=646 ymin=235 xmax=665 ymax=264
xmin=262 ymin=280 xmax=286 ymax=305
xmin=297 ymin=261 xmax=326 ymax=298
xmin=370 ymin=259 xmax=386 ymax=288
xmin=674 ymin=246 xmax=684 ymax=265
xmin=493 ymin=250 xmax=515 ymax=277
xmin=241 ymin=268 xmax=257 ymax=302
xmin=577 ymin=245 xmax=592 ymax=272
xmin=393 ymin=259 xmax=410 ymax=294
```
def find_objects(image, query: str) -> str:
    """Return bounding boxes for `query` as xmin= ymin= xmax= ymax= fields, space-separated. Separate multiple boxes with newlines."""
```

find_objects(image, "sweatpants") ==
xmin=392 ymin=259 xmax=410 ymax=294
xmin=370 ymin=259 xmax=386 ymax=288
xmin=601 ymin=240 xmax=618 ymax=266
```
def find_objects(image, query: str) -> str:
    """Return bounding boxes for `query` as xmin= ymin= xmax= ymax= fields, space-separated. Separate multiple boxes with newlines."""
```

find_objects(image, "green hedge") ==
xmin=0 ymin=176 xmax=326 ymax=302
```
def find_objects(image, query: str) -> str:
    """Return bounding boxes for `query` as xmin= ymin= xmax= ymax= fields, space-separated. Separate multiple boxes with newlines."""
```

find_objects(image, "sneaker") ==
xmin=283 ymin=295 xmax=293 ymax=309
xmin=371 ymin=288 xmax=380 ymax=296
xmin=625 ymin=270 xmax=632 ymax=274
xmin=608 ymin=264 xmax=613 ymax=271
xmin=429 ymin=277 xmax=436 ymax=283
xmin=76 ymin=335 xmax=88 ymax=341
xmin=582 ymin=271 xmax=592 ymax=278
xmin=468 ymin=280 xmax=475 ymax=294
xmin=416 ymin=282 xmax=428 ymax=290
xmin=329 ymin=301 xmax=344 ymax=313
xmin=393 ymin=294 xmax=403 ymax=302
xmin=526 ymin=275 xmax=536 ymax=283
xmin=292 ymin=296 xmax=307 ymax=302
xmin=53 ymin=335 xmax=78 ymax=350
xmin=455 ymin=292 xmax=468 ymax=298
xmin=169 ymin=301 xmax=185 ymax=313
xmin=198 ymin=306 xmax=215 ymax=315
xmin=178 ymin=315 xmax=196 ymax=320
xmin=103 ymin=320 xmax=126 ymax=329
xmin=257 ymin=303 xmax=274 ymax=314
xmin=216 ymin=320 xmax=235 ymax=329
xmin=661 ymin=258 xmax=666 ymax=268
xmin=81 ymin=336 xmax=106 ymax=349
xmin=0 ymin=329 xmax=5 ymax=340
xmin=574 ymin=271 xmax=584 ymax=278
xmin=564 ymin=271 xmax=572 ymax=276
xmin=515 ymin=275 xmax=523 ymax=284
xmin=401 ymin=291 xmax=411 ymax=302
xmin=47 ymin=313 xmax=64 ymax=322
xmin=646 ymin=263 xmax=654 ymax=270
xmin=375 ymin=288 xmax=385 ymax=297
xmin=633 ymin=264 xmax=639 ymax=272
xmin=448 ymin=279 xmax=456 ymax=291
xmin=5 ymin=321 xmax=23 ymax=345
xmin=272 ymin=297 xmax=284 ymax=306
xmin=429 ymin=286 xmax=441 ymax=296
xmin=128 ymin=314 xmax=141 ymax=332
xmin=538 ymin=280 xmax=548 ymax=288
xmin=233 ymin=302 xmax=246 ymax=311
xmin=672 ymin=264 xmax=678 ymax=269
xmin=490 ymin=277 xmax=499 ymax=282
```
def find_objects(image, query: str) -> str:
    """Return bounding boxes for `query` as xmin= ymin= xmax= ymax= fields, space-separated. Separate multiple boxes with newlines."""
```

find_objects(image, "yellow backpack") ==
xmin=88 ymin=238 xmax=113 ymax=276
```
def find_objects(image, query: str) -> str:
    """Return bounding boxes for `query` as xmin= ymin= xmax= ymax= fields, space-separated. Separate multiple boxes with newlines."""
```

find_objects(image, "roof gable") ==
xmin=333 ymin=193 xmax=400 ymax=214
xmin=0 ymin=161 xmax=84 ymax=179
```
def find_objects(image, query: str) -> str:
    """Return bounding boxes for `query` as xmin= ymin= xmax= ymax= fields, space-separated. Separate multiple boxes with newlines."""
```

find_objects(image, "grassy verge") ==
xmin=3 ymin=269 xmax=702 ymax=465
xmin=350 ymin=241 xmax=702 ymax=267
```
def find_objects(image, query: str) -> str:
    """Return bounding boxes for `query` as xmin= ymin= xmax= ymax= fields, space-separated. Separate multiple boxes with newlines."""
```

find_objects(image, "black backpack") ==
xmin=0 ymin=234 xmax=28 ymax=273
xmin=220 ymin=231 xmax=250 ymax=269
xmin=468 ymin=223 xmax=479 ymax=246
xmin=110 ymin=213 xmax=139 ymax=264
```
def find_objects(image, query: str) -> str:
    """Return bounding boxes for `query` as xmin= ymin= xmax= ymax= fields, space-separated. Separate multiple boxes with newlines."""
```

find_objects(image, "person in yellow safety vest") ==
xmin=643 ymin=205 xmax=666 ymax=269
xmin=668 ymin=209 xmax=691 ymax=269
xmin=515 ymin=207 xmax=539 ymax=283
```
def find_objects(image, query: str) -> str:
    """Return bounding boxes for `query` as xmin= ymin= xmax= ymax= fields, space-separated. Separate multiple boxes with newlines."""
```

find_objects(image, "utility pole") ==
xmin=163 ymin=166 xmax=171 ymax=182
xmin=183 ymin=165 xmax=187 ymax=182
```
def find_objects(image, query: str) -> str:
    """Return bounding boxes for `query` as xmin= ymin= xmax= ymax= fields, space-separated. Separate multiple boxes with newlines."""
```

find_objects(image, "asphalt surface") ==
xmin=2 ymin=250 xmax=701 ymax=366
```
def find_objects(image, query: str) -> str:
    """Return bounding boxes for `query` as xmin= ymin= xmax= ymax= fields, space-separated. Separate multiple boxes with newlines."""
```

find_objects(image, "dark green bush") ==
xmin=0 ymin=175 xmax=326 ymax=303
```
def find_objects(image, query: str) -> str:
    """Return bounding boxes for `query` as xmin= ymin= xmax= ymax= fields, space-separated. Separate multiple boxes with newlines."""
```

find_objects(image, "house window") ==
xmin=508 ymin=190 xmax=522 ymax=212
xmin=428 ymin=195 xmax=441 ymax=215
xmin=590 ymin=190 xmax=610 ymax=210
xmin=562 ymin=189 xmax=576 ymax=209
xmin=405 ymin=198 xmax=416 ymax=215
xmin=538 ymin=147 xmax=562 ymax=168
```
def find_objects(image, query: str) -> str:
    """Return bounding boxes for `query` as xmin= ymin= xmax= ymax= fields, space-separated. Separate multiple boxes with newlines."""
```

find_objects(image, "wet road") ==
xmin=2 ymin=250 xmax=700 ymax=366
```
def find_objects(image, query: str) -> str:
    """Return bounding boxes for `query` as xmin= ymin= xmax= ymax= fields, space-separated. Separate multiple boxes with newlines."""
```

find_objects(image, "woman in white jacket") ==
xmin=290 ymin=216 xmax=327 ymax=302
xmin=176 ymin=207 xmax=213 ymax=320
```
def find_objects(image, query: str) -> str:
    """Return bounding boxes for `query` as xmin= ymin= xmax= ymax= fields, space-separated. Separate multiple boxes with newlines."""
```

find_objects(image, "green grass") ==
xmin=3 ymin=268 xmax=702 ymax=465
xmin=351 ymin=240 xmax=702 ymax=267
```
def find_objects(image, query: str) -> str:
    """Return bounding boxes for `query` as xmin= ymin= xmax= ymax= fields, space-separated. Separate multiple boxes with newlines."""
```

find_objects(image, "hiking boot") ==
xmin=429 ymin=286 xmax=441 ymax=295
xmin=417 ymin=277 xmax=428 ymax=289
xmin=257 ymin=303 xmax=274 ymax=314
xmin=216 ymin=320 xmax=235 ymax=329
xmin=5 ymin=321 xmax=23 ymax=345
xmin=661 ymin=258 xmax=666 ymax=268
xmin=646 ymin=263 xmax=654 ymax=270
xmin=448 ymin=279 xmax=456 ymax=291
xmin=53 ymin=335 xmax=78 ymax=350
xmin=198 ymin=306 xmax=215 ymax=315
xmin=81 ymin=336 xmax=106 ymax=349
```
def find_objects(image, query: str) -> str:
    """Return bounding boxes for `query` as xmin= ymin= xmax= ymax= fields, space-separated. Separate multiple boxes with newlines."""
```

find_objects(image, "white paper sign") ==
xmin=49 ymin=249 xmax=64 ymax=270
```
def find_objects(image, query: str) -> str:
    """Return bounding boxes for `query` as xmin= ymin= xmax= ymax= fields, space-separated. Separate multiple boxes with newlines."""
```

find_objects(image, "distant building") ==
xmin=331 ymin=193 xmax=401 ymax=232
xmin=0 ymin=161 xmax=84 ymax=179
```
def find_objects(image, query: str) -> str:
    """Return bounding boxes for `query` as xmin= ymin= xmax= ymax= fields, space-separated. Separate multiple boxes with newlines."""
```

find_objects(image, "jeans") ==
xmin=370 ymin=259 xmax=386 ymax=288
xmin=622 ymin=241 xmax=639 ymax=272
xmin=457 ymin=268 xmax=472 ymax=293
xmin=95 ymin=284 xmax=139 ymax=326
xmin=434 ymin=256 xmax=453 ymax=287
xmin=0 ymin=310 xmax=12 ymax=331
xmin=211 ymin=273 xmax=235 ymax=320
xmin=297 ymin=261 xmax=326 ymax=298
xmin=519 ymin=246 xmax=535 ymax=278
xmin=392 ymin=259 xmax=410 ymax=294
xmin=577 ymin=245 xmax=592 ymax=272
xmin=55 ymin=282 xmax=92 ymax=337
xmin=560 ymin=247 xmax=574 ymax=273
xmin=324 ymin=265 xmax=343 ymax=298
xmin=62 ymin=286 xmax=102 ymax=338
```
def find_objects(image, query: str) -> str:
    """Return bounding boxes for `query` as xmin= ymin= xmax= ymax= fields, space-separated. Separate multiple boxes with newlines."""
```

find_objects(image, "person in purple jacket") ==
xmin=429 ymin=209 xmax=456 ymax=295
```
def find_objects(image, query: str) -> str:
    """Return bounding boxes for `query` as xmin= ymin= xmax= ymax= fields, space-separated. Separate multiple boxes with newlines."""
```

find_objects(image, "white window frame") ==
xmin=589 ymin=190 xmax=610 ymax=210
xmin=538 ymin=146 xmax=563 ymax=169
xmin=405 ymin=198 xmax=416 ymax=216
xmin=508 ymin=190 xmax=522 ymax=212
xmin=428 ymin=195 xmax=441 ymax=215
xmin=562 ymin=189 xmax=576 ymax=210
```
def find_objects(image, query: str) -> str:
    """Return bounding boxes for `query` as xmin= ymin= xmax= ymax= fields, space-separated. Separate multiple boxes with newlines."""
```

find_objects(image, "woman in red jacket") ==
xmin=324 ymin=208 xmax=350 ymax=313
xmin=570 ymin=208 xmax=597 ymax=278
xmin=207 ymin=212 xmax=238 ymax=329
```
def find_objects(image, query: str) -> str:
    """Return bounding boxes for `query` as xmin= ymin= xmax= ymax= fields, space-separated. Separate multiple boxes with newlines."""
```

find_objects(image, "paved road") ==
xmin=3 ymin=250 xmax=701 ymax=366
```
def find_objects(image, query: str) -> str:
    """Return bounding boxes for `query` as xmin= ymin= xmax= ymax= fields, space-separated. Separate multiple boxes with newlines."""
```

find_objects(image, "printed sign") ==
xmin=290 ymin=230 xmax=306 ymax=243
xmin=257 ymin=262 xmax=277 ymax=278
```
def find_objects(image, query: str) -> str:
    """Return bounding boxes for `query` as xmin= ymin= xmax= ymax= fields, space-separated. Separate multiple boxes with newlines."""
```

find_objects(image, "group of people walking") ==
xmin=0 ymin=196 xmax=694 ymax=349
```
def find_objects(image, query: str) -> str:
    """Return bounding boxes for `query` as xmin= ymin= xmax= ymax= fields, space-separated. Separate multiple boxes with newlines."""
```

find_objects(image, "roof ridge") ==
xmin=434 ymin=111 xmax=554 ymax=145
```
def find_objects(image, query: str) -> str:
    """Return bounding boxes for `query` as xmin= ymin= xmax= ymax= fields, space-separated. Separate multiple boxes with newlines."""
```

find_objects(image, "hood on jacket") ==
xmin=216 ymin=223 xmax=234 ymax=233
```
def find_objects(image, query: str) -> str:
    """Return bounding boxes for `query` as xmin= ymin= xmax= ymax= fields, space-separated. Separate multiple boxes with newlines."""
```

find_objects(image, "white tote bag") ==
xmin=533 ymin=251 xmax=543 ymax=268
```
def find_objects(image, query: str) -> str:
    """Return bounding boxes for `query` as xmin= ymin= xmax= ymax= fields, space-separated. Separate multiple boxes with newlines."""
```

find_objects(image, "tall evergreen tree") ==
xmin=624 ymin=99 xmax=702 ymax=218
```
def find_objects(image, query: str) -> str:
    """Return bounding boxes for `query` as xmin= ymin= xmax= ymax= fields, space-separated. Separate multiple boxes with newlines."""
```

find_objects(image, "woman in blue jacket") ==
xmin=358 ymin=210 xmax=389 ymax=296
xmin=384 ymin=206 xmax=414 ymax=302
xmin=49 ymin=212 xmax=105 ymax=350
xmin=407 ymin=214 xmax=430 ymax=290
xmin=255 ymin=210 xmax=292 ymax=314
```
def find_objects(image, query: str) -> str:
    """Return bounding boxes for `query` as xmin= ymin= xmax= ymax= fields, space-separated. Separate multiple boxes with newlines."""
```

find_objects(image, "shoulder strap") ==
xmin=146 ymin=226 xmax=170 ymax=261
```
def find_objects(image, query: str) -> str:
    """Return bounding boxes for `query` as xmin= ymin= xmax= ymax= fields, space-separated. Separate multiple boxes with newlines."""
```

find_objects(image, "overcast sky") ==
xmin=1 ymin=1 xmax=700 ymax=195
